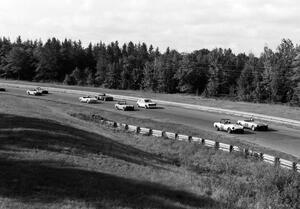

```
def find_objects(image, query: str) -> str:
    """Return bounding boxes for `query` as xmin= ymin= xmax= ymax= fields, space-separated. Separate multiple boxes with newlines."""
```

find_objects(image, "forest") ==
xmin=0 ymin=36 xmax=299 ymax=105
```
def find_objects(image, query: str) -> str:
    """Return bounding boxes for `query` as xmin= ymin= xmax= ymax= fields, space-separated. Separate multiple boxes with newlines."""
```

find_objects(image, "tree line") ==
xmin=0 ymin=36 xmax=299 ymax=105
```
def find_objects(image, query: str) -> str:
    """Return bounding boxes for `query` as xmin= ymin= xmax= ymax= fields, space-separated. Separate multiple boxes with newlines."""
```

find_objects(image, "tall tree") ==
xmin=176 ymin=55 xmax=207 ymax=94
xmin=0 ymin=37 xmax=12 ymax=76
xmin=237 ymin=55 xmax=256 ymax=101
xmin=34 ymin=38 xmax=62 ymax=81
xmin=3 ymin=47 xmax=35 ymax=80
xmin=290 ymin=51 xmax=300 ymax=105
xmin=95 ymin=46 xmax=107 ymax=86
xmin=105 ymin=62 xmax=121 ymax=89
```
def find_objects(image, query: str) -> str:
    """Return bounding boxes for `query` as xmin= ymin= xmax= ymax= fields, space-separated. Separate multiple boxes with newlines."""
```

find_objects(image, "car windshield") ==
xmin=119 ymin=101 xmax=126 ymax=105
xmin=222 ymin=119 xmax=231 ymax=124
xmin=144 ymin=99 xmax=151 ymax=102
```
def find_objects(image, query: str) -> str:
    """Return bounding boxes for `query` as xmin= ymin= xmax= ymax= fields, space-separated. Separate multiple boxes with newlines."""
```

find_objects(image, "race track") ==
xmin=2 ymin=86 xmax=300 ymax=159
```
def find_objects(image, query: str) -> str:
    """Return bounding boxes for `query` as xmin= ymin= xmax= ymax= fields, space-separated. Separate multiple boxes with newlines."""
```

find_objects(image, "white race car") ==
xmin=26 ymin=89 xmax=42 ymax=96
xmin=137 ymin=98 xmax=156 ymax=109
xmin=214 ymin=119 xmax=244 ymax=134
xmin=115 ymin=100 xmax=134 ymax=111
xmin=79 ymin=96 xmax=98 ymax=104
xmin=237 ymin=118 xmax=268 ymax=131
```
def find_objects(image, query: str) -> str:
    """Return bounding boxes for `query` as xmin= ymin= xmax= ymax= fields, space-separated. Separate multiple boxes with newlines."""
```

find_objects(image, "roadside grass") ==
xmin=1 ymin=79 xmax=300 ymax=121
xmin=0 ymin=93 xmax=299 ymax=209
xmin=1 ymin=113 xmax=299 ymax=209
xmin=0 ymin=113 xmax=218 ymax=209
xmin=76 ymin=115 xmax=300 ymax=209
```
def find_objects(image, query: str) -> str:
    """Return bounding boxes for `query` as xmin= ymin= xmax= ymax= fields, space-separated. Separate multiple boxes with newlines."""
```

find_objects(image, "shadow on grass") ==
xmin=0 ymin=113 xmax=219 ymax=208
xmin=0 ymin=113 xmax=172 ymax=169
xmin=0 ymin=158 xmax=218 ymax=209
xmin=243 ymin=128 xmax=277 ymax=132
xmin=263 ymin=128 xmax=277 ymax=132
xmin=242 ymin=130 xmax=255 ymax=135
xmin=136 ymin=107 xmax=165 ymax=110
xmin=154 ymin=106 xmax=165 ymax=109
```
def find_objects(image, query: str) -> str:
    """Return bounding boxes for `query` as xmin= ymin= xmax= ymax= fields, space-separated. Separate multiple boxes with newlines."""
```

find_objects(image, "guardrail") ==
xmin=87 ymin=113 xmax=300 ymax=173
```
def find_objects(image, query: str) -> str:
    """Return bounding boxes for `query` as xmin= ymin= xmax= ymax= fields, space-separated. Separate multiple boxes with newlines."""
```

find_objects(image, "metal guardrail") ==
xmin=92 ymin=114 xmax=299 ymax=173
xmin=152 ymin=129 xmax=163 ymax=137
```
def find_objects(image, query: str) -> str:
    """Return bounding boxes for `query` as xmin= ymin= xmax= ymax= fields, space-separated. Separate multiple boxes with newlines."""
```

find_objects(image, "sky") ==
xmin=0 ymin=0 xmax=299 ymax=55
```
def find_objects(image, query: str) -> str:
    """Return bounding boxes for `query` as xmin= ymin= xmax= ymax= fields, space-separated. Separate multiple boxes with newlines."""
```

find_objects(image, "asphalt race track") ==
xmin=2 ymin=86 xmax=300 ymax=159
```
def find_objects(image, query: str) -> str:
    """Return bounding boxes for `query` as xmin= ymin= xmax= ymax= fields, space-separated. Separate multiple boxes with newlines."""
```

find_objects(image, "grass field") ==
xmin=0 ymin=91 xmax=299 ymax=208
xmin=1 ymin=79 xmax=300 ymax=121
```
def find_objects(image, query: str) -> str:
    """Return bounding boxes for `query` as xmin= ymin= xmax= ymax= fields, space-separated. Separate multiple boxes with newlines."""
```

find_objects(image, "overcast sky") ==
xmin=0 ymin=0 xmax=299 ymax=55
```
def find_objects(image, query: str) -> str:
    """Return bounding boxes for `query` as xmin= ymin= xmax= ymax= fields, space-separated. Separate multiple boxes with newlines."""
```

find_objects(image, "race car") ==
xmin=36 ymin=87 xmax=49 ymax=94
xmin=79 ymin=96 xmax=98 ymax=104
xmin=95 ymin=93 xmax=113 ymax=101
xmin=237 ymin=118 xmax=268 ymax=131
xmin=26 ymin=89 xmax=42 ymax=96
xmin=115 ymin=100 xmax=134 ymax=111
xmin=214 ymin=119 xmax=244 ymax=134
xmin=136 ymin=98 xmax=156 ymax=109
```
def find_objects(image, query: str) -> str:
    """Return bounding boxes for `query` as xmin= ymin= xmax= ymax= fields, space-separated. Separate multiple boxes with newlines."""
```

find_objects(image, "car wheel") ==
xmin=227 ymin=128 xmax=232 ymax=134
xmin=251 ymin=126 xmax=256 ymax=131
xmin=145 ymin=105 xmax=148 ymax=109
xmin=215 ymin=126 xmax=220 ymax=131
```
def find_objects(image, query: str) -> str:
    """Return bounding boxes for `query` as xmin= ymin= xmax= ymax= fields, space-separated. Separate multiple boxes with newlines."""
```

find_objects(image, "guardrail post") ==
xmin=149 ymin=129 xmax=153 ymax=136
xmin=124 ymin=124 xmax=128 ymax=130
xmin=275 ymin=157 xmax=280 ymax=166
xmin=162 ymin=131 xmax=166 ymax=138
xmin=244 ymin=149 xmax=249 ymax=157
xmin=136 ymin=127 xmax=140 ymax=134
xmin=188 ymin=136 xmax=192 ymax=143
xmin=201 ymin=138 xmax=205 ymax=145
xmin=229 ymin=145 xmax=233 ymax=153
xmin=113 ymin=122 xmax=117 ymax=128
xmin=215 ymin=141 xmax=219 ymax=150
xmin=175 ymin=133 xmax=178 ymax=140
xmin=292 ymin=162 xmax=297 ymax=171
